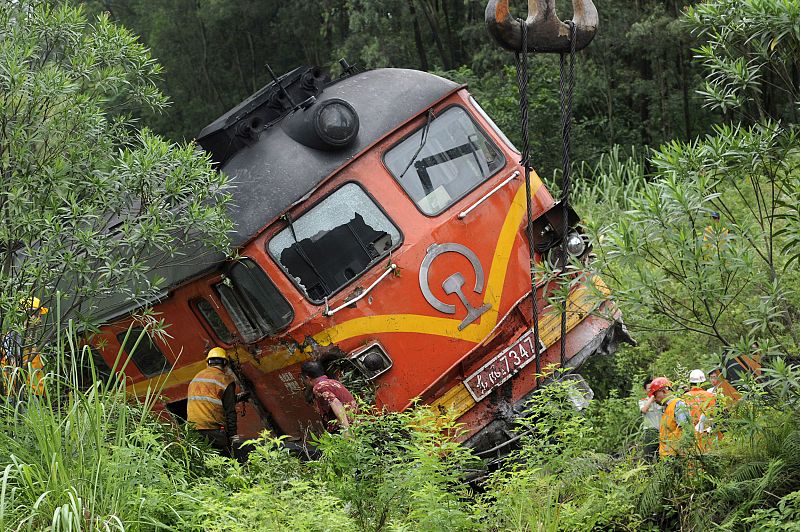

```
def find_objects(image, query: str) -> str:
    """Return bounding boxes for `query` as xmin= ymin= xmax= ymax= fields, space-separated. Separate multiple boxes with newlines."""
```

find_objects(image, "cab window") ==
xmin=194 ymin=298 xmax=235 ymax=344
xmin=383 ymin=106 xmax=505 ymax=215
xmin=214 ymin=258 xmax=293 ymax=342
xmin=117 ymin=328 xmax=171 ymax=378
xmin=268 ymin=183 xmax=401 ymax=303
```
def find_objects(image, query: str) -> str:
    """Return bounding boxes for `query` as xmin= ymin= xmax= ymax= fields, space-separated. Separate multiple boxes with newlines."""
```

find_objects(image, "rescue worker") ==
xmin=187 ymin=347 xmax=238 ymax=456
xmin=703 ymin=211 xmax=729 ymax=253
xmin=638 ymin=377 xmax=663 ymax=462
xmin=649 ymin=377 xmax=691 ymax=459
xmin=708 ymin=367 xmax=722 ymax=394
xmin=300 ymin=360 xmax=357 ymax=434
xmin=683 ymin=369 xmax=717 ymax=451
xmin=1 ymin=297 xmax=48 ymax=400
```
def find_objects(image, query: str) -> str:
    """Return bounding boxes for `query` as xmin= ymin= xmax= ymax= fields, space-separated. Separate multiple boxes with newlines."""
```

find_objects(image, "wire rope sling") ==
xmin=484 ymin=0 xmax=598 ymax=377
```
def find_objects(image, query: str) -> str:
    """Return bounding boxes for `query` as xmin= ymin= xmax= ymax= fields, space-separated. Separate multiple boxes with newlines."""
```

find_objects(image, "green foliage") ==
xmin=0 ymin=1 xmax=232 ymax=344
xmin=0 ymin=325 xmax=204 ymax=530
xmin=86 ymin=0 xmax=720 ymax=183
xmin=591 ymin=121 xmax=800 ymax=361
xmin=687 ymin=0 xmax=800 ymax=122
xmin=478 ymin=378 xmax=649 ymax=531
xmin=313 ymin=407 xmax=479 ymax=531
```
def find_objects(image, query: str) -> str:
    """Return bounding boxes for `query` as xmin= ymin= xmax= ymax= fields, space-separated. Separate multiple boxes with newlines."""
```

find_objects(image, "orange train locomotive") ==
xmin=92 ymin=65 xmax=629 ymax=451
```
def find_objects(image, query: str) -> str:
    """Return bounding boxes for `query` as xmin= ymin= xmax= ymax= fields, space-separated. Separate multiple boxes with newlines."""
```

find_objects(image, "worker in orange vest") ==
xmin=649 ymin=377 xmax=691 ymax=459
xmin=1 ymin=297 xmax=48 ymax=401
xmin=187 ymin=347 xmax=239 ymax=456
xmin=683 ymin=369 xmax=718 ymax=452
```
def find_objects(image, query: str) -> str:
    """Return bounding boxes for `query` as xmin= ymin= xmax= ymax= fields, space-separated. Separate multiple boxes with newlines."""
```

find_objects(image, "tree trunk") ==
xmin=418 ymin=0 xmax=450 ymax=70
xmin=408 ymin=0 xmax=429 ymax=71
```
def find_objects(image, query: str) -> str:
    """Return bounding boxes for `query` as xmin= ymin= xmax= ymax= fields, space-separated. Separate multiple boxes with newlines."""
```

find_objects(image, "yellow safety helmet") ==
xmin=23 ymin=296 xmax=48 ymax=316
xmin=206 ymin=347 xmax=228 ymax=361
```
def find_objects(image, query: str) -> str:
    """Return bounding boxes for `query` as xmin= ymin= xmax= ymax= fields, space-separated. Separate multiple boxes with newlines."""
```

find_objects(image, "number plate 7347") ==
xmin=463 ymin=330 xmax=545 ymax=401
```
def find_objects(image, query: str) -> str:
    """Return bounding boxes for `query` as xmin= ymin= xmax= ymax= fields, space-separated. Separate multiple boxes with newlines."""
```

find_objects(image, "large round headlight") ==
xmin=315 ymin=99 xmax=359 ymax=147
xmin=565 ymin=232 xmax=587 ymax=256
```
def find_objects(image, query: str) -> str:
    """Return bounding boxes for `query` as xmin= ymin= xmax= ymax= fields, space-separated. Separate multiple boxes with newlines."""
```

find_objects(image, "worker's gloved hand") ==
xmin=236 ymin=391 xmax=251 ymax=403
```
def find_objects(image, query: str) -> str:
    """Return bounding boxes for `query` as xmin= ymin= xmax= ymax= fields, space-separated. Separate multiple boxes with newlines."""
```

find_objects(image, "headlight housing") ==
xmin=350 ymin=343 xmax=393 ymax=380
xmin=282 ymin=98 xmax=360 ymax=151
xmin=565 ymin=232 xmax=587 ymax=256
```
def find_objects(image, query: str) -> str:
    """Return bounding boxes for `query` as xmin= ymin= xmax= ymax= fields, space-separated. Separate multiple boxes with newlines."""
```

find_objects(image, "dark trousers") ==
xmin=198 ymin=429 xmax=231 ymax=457
xmin=643 ymin=428 xmax=659 ymax=463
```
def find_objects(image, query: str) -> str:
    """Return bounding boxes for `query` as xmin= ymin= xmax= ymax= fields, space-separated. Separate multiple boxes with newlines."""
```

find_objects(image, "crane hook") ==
xmin=485 ymin=0 xmax=598 ymax=53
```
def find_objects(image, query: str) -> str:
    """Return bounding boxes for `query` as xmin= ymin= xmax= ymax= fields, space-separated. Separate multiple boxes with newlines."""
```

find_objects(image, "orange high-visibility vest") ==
xmin=659 ymin=398 xmax=683 ymax=458
xmin=187 ymin=366 xmax=234 ymax=430
xmin=684 ymin=387 xmax=716 ymax=422
xmin=684 ymin=387 xmax=717 ymax=451
xmin=1 ymin=352 xmax=45 ymax=397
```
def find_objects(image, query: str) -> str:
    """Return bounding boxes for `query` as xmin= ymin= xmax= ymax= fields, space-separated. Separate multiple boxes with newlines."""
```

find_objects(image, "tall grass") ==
xmin=0 ymin=323 xmax=203 ymax=531
xmin=572 ymin=144 xmax=648 ymax=217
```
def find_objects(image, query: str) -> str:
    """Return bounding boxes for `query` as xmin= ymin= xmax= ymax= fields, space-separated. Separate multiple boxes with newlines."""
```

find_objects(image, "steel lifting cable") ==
xmin=513 ymin=20 xmax=542 ymax=385
xmin=558 ymin=22 xmax=577 ymax=370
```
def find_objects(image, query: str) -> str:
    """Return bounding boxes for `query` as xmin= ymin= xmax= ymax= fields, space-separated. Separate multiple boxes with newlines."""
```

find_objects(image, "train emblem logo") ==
xmin=419 ymin=243 xmax=492 ymax=331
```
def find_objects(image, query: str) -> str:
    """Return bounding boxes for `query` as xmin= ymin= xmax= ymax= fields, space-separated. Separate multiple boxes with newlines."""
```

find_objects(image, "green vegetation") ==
xmin=0 ymin=2 xmax=232 ymax=346
xmin=1 ymin=0 xmax=800 ymax=530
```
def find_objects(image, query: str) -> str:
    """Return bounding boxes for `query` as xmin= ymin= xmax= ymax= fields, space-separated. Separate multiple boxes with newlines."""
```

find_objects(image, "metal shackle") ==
xmin=485 ymin=0 xmax=598 ymax=53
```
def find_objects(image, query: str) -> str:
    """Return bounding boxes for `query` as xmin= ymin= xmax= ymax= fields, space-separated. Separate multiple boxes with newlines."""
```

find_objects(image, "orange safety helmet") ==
xmin=648 ymin=377 xmax=672 ymax=397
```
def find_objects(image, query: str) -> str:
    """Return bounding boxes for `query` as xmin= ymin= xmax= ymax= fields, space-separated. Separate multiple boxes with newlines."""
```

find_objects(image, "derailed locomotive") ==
xmin=91 ymin=65 xmax=629 ymax=452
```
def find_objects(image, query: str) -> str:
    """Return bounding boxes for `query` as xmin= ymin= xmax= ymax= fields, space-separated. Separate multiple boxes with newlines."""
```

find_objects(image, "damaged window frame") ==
xmin=192 ymin=297 xmax=236 ymax=345
xmin=213 ymin=258 xmax=294 ymax=343
xmin=382 ymin=104 xmax=506 ymax=217
xmin=267 ymin=182 xmax=403 ymax=305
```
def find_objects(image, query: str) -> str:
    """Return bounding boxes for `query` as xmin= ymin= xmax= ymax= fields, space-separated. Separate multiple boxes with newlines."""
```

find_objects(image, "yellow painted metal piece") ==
xmin=126 ymin=344 xmax=310 ymax=395
xmin=430 ymin=379 xmax=476 ymax=420
xmin=429 ymin=276 xmax=606 ymax=419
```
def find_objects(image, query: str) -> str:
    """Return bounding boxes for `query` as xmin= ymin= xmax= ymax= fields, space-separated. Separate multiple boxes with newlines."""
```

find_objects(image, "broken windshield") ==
xmin=268 ymin=183 xmax=401 ymax=303
xmin=383 ymin=106 xmax=505 ymax=215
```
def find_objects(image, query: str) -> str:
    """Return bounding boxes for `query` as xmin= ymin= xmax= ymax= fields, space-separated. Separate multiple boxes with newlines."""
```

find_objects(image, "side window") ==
xmin=76 ymin=346 xmax=113 ymax=388
xmin=117 ymin=328 xmax=171 ymax=378
xmin=194 ymin=298 xmax=235 ymax=344
xmin=214 ymin=258 xmax=293 ymax=342
xmin=88 ymin=347 xmax=113 ymax=380
xmin=384 ymin=106 xmax=505 ymax=215
xmin=268 ymin=183 xmax=401 ymax=303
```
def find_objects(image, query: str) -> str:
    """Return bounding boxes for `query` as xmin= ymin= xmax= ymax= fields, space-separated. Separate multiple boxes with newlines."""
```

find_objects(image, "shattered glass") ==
xmin=268 ymin=183 xmax=400 ymax=302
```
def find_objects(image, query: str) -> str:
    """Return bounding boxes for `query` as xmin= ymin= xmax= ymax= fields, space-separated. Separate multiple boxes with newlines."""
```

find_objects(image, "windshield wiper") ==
xmin=398 ymin=109 xmax=435 ymax=180
xmin=281 ymin=213 xmax=331 ymax=296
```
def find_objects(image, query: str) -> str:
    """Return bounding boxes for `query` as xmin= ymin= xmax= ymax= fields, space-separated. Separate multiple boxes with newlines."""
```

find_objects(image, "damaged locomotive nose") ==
xmin=485 ymin=0 xmax=599 ymax=53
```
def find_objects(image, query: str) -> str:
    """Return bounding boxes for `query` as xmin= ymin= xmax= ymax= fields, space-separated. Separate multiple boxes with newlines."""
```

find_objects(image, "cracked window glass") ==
xmin=384 ymin=106 xmax=505 ymax=215
xmin=268 ymin=183 xmax=400 ymax=303
xmin=214 ymin=259 xmax=293 ymax=343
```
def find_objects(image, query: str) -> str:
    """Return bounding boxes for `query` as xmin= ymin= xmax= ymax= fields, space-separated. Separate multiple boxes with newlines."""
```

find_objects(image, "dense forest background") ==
xmin=83 ymin=0 xmax=778 ymax=178
xmin=1 ymin=1 xmax=800 ymax=530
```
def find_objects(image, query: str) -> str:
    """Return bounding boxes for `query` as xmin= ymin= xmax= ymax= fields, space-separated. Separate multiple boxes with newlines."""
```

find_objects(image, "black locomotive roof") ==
xmin=219 ymin=68 xmax=459 ymax=247
xmin=94 ymin=68 xmax=459 ymax=320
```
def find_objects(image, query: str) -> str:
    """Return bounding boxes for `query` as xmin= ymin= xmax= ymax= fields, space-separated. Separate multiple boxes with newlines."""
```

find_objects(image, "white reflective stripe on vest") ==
xmin=191 ymin=377 xmax=229 ymax=389
xmin=188 ymin=395 xmax=223 ymax=406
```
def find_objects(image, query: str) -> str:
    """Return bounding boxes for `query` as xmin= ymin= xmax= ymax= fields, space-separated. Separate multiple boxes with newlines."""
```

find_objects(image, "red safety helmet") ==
xmin=648 ymin=377 xmax=672 ymax=397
